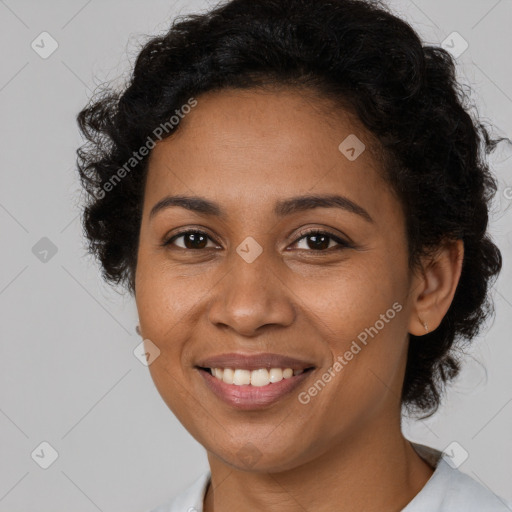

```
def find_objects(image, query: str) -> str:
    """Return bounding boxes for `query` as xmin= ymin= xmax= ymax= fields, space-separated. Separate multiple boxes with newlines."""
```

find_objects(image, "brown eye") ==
xmin=164 ymin=230 xmax=217 ymax=250
xmin=292 ymin=230 xmax=351 ymax=252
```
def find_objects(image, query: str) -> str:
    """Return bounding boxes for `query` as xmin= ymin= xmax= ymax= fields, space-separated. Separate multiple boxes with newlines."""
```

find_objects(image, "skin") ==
xmin=135 ymin=87 xmax=464 ymax=512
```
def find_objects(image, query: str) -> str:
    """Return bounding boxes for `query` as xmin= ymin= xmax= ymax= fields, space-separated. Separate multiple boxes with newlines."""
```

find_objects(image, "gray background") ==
xmin=0 ymin=0 xmax=511 ymax=510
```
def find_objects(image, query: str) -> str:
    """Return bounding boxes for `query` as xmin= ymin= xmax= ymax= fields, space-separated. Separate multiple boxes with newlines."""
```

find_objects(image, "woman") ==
xmin=76 ymin=0 xmax=511 ymax=510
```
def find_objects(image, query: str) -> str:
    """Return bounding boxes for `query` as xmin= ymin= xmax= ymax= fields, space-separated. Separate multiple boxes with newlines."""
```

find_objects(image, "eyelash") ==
xmin=162 ymin=228 xmax=352 ymax=253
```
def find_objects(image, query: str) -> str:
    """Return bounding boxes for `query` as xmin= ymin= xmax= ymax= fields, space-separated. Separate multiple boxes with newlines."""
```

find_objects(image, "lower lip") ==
xmin=197 ymin=368 xmax=314 ymax=410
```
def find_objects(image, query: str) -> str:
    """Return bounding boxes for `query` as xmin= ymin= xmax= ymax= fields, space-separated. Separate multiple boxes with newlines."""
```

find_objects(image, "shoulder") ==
xmin=404 ymin=443 xmax=512 ymax=512
xmin=144 ymin=471 xmax=211 ymax=512
xmin=438 ymin=460 xmax=511 ymax=510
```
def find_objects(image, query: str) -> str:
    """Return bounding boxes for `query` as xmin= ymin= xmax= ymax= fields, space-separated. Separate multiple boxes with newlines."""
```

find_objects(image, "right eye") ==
xmin=162 ymin=230 xmax=220 ymax=250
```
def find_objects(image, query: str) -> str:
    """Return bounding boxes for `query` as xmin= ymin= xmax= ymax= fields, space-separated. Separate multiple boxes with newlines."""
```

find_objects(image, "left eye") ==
xmin=292 ymin=230 xmax=350 ymax=251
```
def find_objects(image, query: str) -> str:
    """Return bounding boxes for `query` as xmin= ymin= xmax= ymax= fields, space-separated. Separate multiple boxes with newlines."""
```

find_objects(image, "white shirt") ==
xmin=147 ymin=443 xmax=512 ymax=511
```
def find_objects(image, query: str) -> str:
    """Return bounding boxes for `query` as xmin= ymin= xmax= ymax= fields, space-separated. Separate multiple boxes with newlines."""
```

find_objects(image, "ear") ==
xmin=408 ymin=239 xmax=464 ymax=336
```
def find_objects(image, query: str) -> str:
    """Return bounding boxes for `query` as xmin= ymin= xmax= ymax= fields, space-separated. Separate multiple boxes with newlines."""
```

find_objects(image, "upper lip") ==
xmin=196 ymin=352 xmax=316 ymax=371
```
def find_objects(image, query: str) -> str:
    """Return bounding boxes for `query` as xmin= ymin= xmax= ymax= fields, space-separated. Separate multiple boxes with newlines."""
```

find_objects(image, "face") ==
xmin=135 ymin=87 xmax=417 ymax=472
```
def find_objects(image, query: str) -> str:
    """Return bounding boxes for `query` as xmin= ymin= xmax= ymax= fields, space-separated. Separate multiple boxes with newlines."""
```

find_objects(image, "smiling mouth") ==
xmin=198 ymin=366 xmax=315 ymax=386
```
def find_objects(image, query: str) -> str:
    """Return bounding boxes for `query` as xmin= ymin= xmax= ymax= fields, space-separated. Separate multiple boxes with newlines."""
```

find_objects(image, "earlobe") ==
xmin=408 ymin=239 xmax=464 ymax=336
xmin=417 ymin=316 xmax=429 ymax=333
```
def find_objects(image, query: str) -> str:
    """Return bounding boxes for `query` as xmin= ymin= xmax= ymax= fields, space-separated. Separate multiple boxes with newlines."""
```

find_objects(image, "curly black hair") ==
xmin=76 ymin=0 xmax=509 ymax=417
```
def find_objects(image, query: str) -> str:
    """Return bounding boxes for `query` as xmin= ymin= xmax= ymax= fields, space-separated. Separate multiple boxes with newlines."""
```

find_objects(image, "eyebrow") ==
xmin=149 ymin=194 xmax=374 ymax=223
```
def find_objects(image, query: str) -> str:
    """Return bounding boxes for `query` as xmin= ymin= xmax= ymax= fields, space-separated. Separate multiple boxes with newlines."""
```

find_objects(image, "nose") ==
xmin=207 ymin=253 xmax=296 ymax=337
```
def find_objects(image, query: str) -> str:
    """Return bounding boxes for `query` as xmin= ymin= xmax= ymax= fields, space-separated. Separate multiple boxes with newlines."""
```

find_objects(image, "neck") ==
xmin=203 ymin=421 xmax=434 ymax=512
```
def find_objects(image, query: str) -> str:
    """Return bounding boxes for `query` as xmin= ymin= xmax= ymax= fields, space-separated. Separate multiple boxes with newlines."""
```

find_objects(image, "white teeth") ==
xmin=269 ymin=368 xmax=283 ymax=383
xmin=222 ymin=368 xmax=234 ymax=384
xmin=250 ymin=369 xmax=270 ymax=387
xmin=233 ymin=369 xmax=251 ymax=385
xmin=209 ymin=367 xmax=307 ymax=386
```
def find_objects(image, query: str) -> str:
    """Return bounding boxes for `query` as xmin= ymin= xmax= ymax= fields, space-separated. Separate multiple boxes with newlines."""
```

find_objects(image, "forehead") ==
xmin=144 ymin=87 xmax=397 ymax=221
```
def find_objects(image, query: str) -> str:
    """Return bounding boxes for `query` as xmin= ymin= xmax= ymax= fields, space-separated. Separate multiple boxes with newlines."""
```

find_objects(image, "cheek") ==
xmin=134 ymin=255 xmax=191 ymax=386
xmin=135 ymin=260 xmax=197 ymax=417
xmin=135 ymin=248 xmax=201 ymax=337
xmin=292 ymin=254 xmax=406 ymax=342
xmin=290 ymin=258 xmax=408 ymax=406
